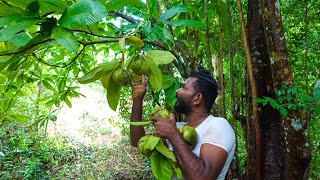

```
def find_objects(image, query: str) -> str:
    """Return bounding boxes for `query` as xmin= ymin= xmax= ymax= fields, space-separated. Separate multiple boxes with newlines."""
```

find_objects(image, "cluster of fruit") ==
xmin=112 ymin=54 xmax=149 ymax=86
xmin=137 ymin=106 xmax=198 ymax=157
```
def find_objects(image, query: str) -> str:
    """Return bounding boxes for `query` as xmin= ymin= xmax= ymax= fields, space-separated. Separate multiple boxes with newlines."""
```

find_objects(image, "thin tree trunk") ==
xmin=204 ymin=0 xmax=213 ymax=73
xmin=236 ymin=0 xmax=262 ymax=179
xmin=259 ymin=0 xmax=311 ymax=178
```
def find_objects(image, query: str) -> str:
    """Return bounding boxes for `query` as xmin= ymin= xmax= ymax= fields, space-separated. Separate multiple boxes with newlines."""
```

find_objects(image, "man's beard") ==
xmin=174 ymin=96 xmax=192 ymax=115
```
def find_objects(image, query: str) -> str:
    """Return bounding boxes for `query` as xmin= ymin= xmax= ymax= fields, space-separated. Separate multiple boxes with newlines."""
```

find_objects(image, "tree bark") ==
xmin=236 ymin=0 xmax=262 ymax=178
xmin=247 ymin=0 xmax=285 ymax=179
xmin=259 ymin=0 xmax=312 ymax=179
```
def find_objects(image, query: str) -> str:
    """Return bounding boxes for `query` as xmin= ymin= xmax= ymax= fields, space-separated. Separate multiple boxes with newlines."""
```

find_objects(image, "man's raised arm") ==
xmin=130 ymin=76 xmax=146 ymax=147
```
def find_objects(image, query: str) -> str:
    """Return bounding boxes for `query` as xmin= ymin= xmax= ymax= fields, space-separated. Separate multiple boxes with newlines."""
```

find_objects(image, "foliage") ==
xmin=255 ymin=86 xmax=320 ymax=117
xmin=0 ymin=121 xmax=153 ymax=179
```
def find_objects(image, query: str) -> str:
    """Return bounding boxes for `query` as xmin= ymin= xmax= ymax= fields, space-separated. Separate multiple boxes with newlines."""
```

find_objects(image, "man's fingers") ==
xmin=141 ymin=74 xmax=145 ymax=84
xmin=170 ymin=113 xmax=175 ymax=122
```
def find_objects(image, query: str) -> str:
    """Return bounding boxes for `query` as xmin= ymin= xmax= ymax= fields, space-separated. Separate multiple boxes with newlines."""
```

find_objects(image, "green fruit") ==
xmin=151 ymin=106 xmax=170 ymax=119
xmin=131 ymin=56 xmax=149 ymax=75
xmin=178 ymin=126 xmax=198 ymax=149
xmin=137 ymin=135 xmax=153 ymax=157
xmin=112 ymin=68 xmax=132 ymax=86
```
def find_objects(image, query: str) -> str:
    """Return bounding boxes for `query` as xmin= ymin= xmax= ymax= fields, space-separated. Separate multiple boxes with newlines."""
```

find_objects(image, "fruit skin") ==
xmin=178 ymin=126 xmax=198 ymax=149
xmin=131 ymin=56 xmax=149 ymax=75
xmin=112 ymin=68 xmax=132 ymax=86
xmin=151 ymin=106 xmax=170 ymax=119
xmin=138 ymin=135 xmax=153 ymax=157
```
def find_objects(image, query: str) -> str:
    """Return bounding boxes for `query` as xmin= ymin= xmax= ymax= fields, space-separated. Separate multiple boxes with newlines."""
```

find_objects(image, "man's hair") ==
xmin=189 ymin=67 xmax=219 ymax=111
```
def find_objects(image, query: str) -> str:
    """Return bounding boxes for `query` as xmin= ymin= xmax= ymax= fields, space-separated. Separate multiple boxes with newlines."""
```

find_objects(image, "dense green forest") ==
xmin=0 ymin=0 xmax=319 ymax=179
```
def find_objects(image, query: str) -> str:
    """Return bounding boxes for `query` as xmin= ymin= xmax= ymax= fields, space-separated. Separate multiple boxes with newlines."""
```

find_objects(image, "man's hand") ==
xmin=132 ymin=75 xmax=146 ymax=100
xmin=151 ymin=113 xmax=179 ymax=140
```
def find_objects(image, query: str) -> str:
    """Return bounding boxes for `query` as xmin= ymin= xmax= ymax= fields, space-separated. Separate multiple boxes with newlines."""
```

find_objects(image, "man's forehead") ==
xmin=184 ymin=77 xmax=197 ymax=85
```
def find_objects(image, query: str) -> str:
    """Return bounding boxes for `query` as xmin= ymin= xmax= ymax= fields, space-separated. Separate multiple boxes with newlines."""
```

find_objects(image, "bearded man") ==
xmin=130 ymin=67 xmax=235 ymax=180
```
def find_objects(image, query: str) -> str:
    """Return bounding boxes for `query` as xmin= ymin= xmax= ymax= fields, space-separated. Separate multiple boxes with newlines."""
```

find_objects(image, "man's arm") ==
xmin=152 ymin=116 xmax=228 ymax=179
xmin=130 ymin=76 xmax=146 ymax=147
xmin=170 ymin=132 xmax=228 ymax=180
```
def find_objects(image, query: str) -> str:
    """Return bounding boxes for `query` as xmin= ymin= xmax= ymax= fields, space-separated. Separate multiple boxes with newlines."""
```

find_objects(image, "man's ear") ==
xmin=192 ymin=93 xmax=202 ymax=105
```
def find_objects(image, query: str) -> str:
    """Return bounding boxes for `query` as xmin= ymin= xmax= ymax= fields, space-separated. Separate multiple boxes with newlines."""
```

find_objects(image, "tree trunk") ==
xmin=247 ymin=0 xmax=285 ymax=179
xmin=236 ymin=0 xmax=262 ymax=178
xmin=259 ymin=0 xmax=312 ymax=178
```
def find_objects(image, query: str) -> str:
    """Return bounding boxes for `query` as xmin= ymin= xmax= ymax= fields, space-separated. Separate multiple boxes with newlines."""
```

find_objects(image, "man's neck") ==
xmin=187 ymin=112 xmax=209 ymax=128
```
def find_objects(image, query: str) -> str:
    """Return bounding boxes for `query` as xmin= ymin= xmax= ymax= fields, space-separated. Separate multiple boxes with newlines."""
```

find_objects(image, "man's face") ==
xmin=174 ymin=77 xmax=198 ymax=115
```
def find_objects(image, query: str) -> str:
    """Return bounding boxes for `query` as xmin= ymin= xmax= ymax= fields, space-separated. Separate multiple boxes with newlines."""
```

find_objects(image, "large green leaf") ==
xmin=145 ymin=50 xmax=175 ymax=65
xmin=158 ymin=4 xmax=193 ymax=21
xmin=52 ymin=26 xmax=79 ymax=52
xmin=164 ymin=20 xmax=206 ymax=28
xmin=165 ymin=80 xmax=179 ymax=108
xmin=144 ymin=56 xmax=162 ymax=91
xmin=59 ymin=0 xmax=107 ymax=28
xmin=39 ymin=0 xmax=68 ymax=15
xmin=0 ymin=15 xmax=23 ymax=27
xmin=0 ymin=18 xmax=44 ymax=41
xmin=107 ymin=78 xmax=121 ymax=111
xmin=145 ymin=135 xmax=161 ymax=150
xmin=150 ymin=151 xmax=173 ymax=180
xmin=155 ymin=141 xmax=176 ymax=162
xmin=9 ymin=32 xmax=32 ymax=47
xmin=0 ymin=1 xmax=24 ymax=16
xmin=78 ymin=61 xmax=119 ymax=84
xmin=105 ymin=0 xmax=146 ymax=11
xmin=162 ymin=74 xmax=175 ymax=89
xmin=101 ymin=71 xmax=113 ymax=90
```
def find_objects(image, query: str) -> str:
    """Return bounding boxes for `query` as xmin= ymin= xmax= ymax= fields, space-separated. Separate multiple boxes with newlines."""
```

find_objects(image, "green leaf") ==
xmin=129 ymin=121 xmax=153 ymax=126
xmin=155 ymin=141 xmax=176 ymax=162
xmin=163 ymin=26 xmax=174 ymax=43
xmin=0 ymin=18 xmax=44 ymax=41
xmin=145 ymin=50 xmax=175 ymax=65
xmin=52 ymin=26 xmax=79 ymax=52
xmin=163 ymin=20 xmax=206 ymax=28
xmin=279 ymin=106 xmax=288 ymax=116
xmin=59 ymin=0 xmax=107 ymax=28
xmin=165 ymin=80 xmax=179 ymax=108
xmin=158 ymin=4 xmax=193 ymax=21
xmin=144 ymin=56 xmax=162 ymax=91
xmin=107 ymin=78 xmax=121 ymax=111
xmin=105 ymin=0 xmax=146 ymax=11
xmin=78 ymin=61 xmax=119 ymax=84
xmin=0 ymin=15 xmax=23 ymax=27
xmin=150 ymin=151 xmax=173 ymax=180
xmin=162 ymin=74 xmax=174 ymax=89
xmin=58 ymin=79 xmax=66 ymax=92
xmin=101 ymin=71 xmax=113 ymax=90
xmin=145 ymin=135 xmax=161 ymax=150
xmin=8 ymin=32 xmax=31 ymax=47
xmin=42 ymin=79 xmax=56 ymax=92
xmin=125 ymin=36 xmax=144 ymax=48
xmin=254 ymin=98 xmax=266 ymax=103
xmin=313 ymin=87 xmax=320 ymax=99
xmin=7 ymin=113 xmax=30 ymax=124
xmin=64 ymin=97 xmax=72 ymax=108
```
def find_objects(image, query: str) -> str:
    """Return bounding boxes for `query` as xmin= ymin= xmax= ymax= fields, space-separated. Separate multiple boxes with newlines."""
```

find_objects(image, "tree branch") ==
xmin=73 ymin=30 xmax=124 ymax=39
xmin=0 ymin=38 xmax=54 ymax=56
xmin=108 ymin=11 xmax=140 ymax=24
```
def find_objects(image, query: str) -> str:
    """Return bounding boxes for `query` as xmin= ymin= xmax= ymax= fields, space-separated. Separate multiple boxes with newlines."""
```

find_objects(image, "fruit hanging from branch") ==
xmin=112 ymin=68 xmax=132 ymax=86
